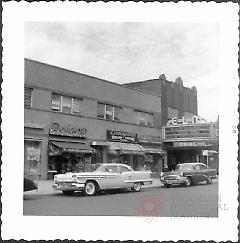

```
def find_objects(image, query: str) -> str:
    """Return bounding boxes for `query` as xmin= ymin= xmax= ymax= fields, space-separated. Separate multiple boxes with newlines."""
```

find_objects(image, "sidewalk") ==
xmin=24 ymin=178 xmax=162 ymax=196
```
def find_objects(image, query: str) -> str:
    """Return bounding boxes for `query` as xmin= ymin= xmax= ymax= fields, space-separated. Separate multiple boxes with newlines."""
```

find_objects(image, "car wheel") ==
xmin=132 ymin=182 xmax=142 ymax=192
xmin=206 ymin=177 xmax=212 ymax=184
xmin=84 ymin=181 xmax=97 ymax=196
xmin=62 ymin=190 xmax=74 ymax=196
xmin=185 ymin=178 xmax=192 ymax=187
xmin=164 ymin=184 xmax=171 ymax=188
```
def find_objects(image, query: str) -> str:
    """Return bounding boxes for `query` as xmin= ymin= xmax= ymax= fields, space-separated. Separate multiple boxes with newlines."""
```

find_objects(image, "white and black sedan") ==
xmin=53 ymin=163 xmax=152 ymax=196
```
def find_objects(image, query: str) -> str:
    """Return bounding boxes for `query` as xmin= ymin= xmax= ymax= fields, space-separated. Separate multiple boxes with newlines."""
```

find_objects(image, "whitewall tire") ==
xmin=84 ymin=181 xmax=97 ymax=196
xmin=132 ymin=182 xmax=142 ymax=192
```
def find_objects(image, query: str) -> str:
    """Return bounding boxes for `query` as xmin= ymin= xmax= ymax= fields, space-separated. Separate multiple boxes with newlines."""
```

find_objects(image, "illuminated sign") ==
xmin=167 ymin=116 xmax=207 ymax=126
xmin=173 ymin=141 xmax=206 ymax=147
xmin=107 ymin=130 xmax=137 ymax=143
xmin=138 ymin=135 xmax=162 ymax=144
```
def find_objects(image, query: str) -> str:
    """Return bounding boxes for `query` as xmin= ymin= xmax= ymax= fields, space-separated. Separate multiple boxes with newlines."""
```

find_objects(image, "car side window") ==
xmin=119 ymin=165 xmax=131 ymax=173
xmin=194 ymin=165 xmax=200 ymax=170
xmin=106 ymin=165 xmax=119 ymax=173
xmin=199 ymin=164 xmax=207 ymax=170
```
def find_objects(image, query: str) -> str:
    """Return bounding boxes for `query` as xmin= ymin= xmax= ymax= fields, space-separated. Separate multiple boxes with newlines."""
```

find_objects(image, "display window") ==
xmin=24 ymin=140 xmax=41 ymax=178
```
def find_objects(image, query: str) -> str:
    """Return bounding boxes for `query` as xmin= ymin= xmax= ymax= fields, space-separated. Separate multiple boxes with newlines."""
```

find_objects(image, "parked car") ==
xmin=160 ymin=163 xmax=217 ymax=188
xmin=53 ymin=163 xmax=152 ymax=196
xmin=24 ymin=177 xmax=37 ymax=191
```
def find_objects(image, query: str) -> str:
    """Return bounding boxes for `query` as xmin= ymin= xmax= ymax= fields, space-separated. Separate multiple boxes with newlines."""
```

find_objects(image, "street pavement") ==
xmin=23 ymin=179 xmax=218 ymax=217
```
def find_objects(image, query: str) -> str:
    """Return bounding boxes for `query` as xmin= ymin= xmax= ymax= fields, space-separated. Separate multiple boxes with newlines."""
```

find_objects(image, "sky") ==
xmin=25 ymin=22 xmax=220 ymax=122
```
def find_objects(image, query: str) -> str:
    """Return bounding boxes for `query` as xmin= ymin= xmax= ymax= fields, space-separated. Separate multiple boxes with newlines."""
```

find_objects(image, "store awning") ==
xmin=50 ymin=141 xmax=96 ymax=154
xmin=107 ymin=142 xmax=145 ymax=155
xmin=141 ymin=145 xmax=166 ymax=154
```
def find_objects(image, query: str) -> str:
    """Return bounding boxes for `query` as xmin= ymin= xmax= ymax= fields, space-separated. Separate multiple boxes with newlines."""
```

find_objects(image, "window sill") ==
xmin=50 ymin=110 xmax=82 ymax=117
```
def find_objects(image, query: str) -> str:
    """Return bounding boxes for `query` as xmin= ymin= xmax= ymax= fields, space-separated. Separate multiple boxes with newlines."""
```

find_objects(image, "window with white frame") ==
xmin=135 ymin=110 xmax=154 ymax=127
xmin=24 ymin=87 xmax=33 ymax=108
xmin=51 ymin=93 xmax=61 ymax=111
xmin=106 ymin=104 xmax=113 ymax=120
xmin=97 ymin=103 xmax=121 ymax=121
xmin=62 ymin=96 xmax=72 ymax=114
xmin=51 ymin=93 xmax=82 ymax=115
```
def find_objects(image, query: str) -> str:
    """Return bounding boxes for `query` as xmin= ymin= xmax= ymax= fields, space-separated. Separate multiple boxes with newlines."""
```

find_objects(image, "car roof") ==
xmin=102 ymin=163 xmax=130 ymax=167
xmin=177 ymin=163 xmax=206 ymax=166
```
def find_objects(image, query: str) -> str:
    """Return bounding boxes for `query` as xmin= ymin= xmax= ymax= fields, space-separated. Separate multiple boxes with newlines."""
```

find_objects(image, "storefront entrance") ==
xmin=167 ymin=149 xmax=202 ymax=170
xmin=47 ymin=140 xmax=96 ymax=179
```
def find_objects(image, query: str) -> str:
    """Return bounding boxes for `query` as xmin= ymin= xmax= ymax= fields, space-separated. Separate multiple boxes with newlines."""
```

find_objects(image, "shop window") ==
xmin=145 ymin=154 xmax=154 ymax=163
xmin=97 ymin=103 xmax=121 ymax=121
xmin=24 ymin=140 xmax=41 ymax=178
xmin=24 ymin=87 xmax=33 ymax=108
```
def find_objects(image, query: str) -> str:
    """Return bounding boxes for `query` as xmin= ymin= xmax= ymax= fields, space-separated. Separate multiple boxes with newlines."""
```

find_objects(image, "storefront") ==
xmin=106 ymin=130 xmax=145 ymax=170
xmin=24 ymin=123 xmax=45 ymax=180
xmin=138 ymin=135 xmax=166 ymax=172
xmin=47 ymin=123 xmax=96 ymax=179
xmin=162 ymin=116 xmax=219 ymax=171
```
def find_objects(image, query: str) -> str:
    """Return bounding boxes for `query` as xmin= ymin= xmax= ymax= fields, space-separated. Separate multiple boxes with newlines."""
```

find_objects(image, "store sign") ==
xmin=27 ymin=147 xmax=41 ymax=161
xmin=167 ymin=116 xmax=207 ymax=126
xmin=107 ymin=130 xmax=137 ymax=143
xmin=49 ymin=123 xmax=87 ymax=138
xmin=138 ymin=135 xmax=162 ymax=144
xmin=173 ymin=141 xmax=206 ymax=147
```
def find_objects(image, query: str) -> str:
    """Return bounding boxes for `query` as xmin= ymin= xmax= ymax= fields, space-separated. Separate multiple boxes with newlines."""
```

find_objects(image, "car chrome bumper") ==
xmin=160 ymin=177 xmax=188 ymax=185
xmin=53 ymin=181 xmax=85 ymax=191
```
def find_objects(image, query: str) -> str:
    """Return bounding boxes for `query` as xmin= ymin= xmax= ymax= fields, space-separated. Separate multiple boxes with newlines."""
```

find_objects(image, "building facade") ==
xmin=24 ymin=59 xmax=166 ymax=180
xmin=124 ymin=74 xmax=198 ymax=126
xmin=162 ymin=116 xmax=219 ymax=171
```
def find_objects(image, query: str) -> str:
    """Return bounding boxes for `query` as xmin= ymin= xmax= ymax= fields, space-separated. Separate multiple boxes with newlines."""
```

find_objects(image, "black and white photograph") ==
xmin=2 ymin=2 xmax=239 ymax=241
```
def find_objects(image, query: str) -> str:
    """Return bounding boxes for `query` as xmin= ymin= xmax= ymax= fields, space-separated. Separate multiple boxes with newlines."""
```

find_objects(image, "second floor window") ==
xmin=135 ymin=111 xmax=154 ymax=127
xmin=24 ymin=87 xmax=33 ymax=108
xmin=97 ymin=103 xmax=121 ymax=121
xmin=51 ymin=93 xmax=82 ymax=115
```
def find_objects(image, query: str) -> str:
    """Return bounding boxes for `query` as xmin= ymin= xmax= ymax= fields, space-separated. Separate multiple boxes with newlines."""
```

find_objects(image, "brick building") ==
xmin=24 ymin=59 xmax=166 ymax=180
xmin=124 ymin=74 xmax=198 ymax=126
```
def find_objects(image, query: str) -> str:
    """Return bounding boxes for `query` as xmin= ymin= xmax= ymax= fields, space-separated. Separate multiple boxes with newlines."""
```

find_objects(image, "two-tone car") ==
xmin=160 ymin=163 xmax=217 ymax=188
xmin=53 ymin=163 xmax=153 ymax=196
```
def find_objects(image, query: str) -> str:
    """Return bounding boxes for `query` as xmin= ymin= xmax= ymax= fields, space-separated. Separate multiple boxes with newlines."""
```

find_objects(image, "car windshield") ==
xmin=175 ymin=164 xmax=193 ymax=171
